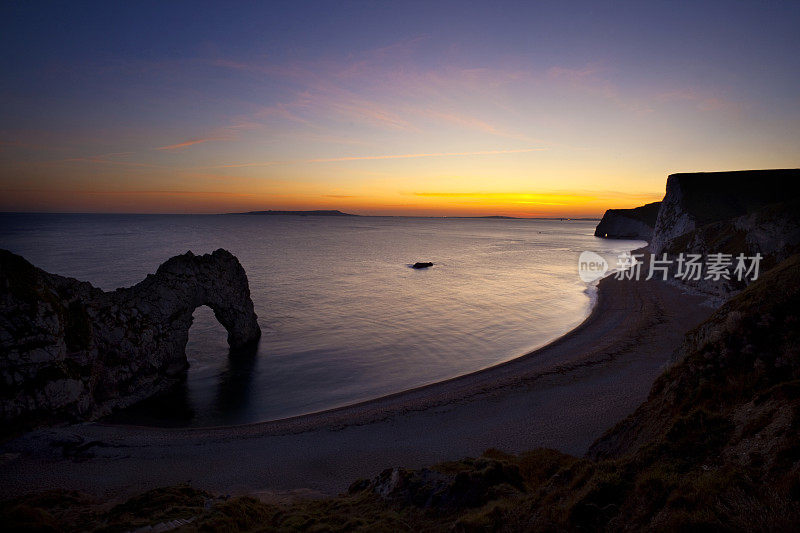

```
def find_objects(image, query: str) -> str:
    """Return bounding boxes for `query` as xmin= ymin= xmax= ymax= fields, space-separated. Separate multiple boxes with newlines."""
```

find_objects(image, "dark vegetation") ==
xmin=4 ymin=254 xmax=799 ymax=531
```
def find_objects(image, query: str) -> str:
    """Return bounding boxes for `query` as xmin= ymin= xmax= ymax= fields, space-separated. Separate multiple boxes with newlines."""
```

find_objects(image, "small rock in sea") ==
xmin=412 ymin=262 xmax=434 ymax=269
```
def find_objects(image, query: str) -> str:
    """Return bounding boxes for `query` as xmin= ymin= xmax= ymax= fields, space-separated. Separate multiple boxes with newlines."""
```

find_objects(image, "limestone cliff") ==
xmin=0 ymin=249 xmax=260 ymax=433
xmin=650 ymin=169 xmax=800 ymax=255
xmin=587 ymin=253 xmax=800 ymax=478
xmin=657 ymin=199 xmax=800 ymax=299
xmin=594 ymin=201 xmax=660 ymax=240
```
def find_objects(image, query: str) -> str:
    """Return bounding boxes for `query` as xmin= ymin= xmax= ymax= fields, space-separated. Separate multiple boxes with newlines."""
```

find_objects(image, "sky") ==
xmin=1 ymin=1 xmax=799 ymax=217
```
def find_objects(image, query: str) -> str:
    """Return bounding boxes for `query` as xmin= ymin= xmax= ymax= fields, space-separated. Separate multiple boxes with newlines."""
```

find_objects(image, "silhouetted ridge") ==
xmin=235 ymin=210 xmax=356 ymax=216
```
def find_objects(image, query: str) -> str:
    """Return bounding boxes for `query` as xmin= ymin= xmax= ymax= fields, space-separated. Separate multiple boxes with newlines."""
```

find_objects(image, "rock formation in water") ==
xmin=594 ymin=201 xmax=661 ymax=240
xmin=650 ymin=169 xmax=800 ymax=254
xmin=0 ymin=249 xmax=260 ymax=433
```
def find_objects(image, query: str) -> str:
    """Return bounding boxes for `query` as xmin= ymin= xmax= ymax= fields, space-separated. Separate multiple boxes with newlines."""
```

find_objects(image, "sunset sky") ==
xmin=1 ymin=1 xmax=798 ymax=217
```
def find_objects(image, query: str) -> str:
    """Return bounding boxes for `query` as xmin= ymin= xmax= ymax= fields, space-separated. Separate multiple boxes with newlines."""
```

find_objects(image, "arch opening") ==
xmin=186 ymin=304 xmax=230 ymax=373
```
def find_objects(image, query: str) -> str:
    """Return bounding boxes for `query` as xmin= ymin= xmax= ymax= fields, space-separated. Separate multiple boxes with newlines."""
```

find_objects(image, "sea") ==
xmin=0 ymin=213 xmax=643 ymax=426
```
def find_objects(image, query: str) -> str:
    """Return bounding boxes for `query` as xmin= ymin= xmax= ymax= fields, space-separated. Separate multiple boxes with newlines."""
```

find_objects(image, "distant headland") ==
xmin=231 ymin=209 xmax=358 ymax=216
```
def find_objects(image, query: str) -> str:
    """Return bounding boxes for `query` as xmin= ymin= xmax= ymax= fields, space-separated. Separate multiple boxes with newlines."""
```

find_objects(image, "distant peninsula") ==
xmin=231 ymin=209 xmax=357 ymax=216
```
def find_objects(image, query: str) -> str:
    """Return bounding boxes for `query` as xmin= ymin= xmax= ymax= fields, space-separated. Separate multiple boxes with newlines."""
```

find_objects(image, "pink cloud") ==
xmin=156 ymin=119 xmax=261 ymax=151
xmin=414 ymin=108 xmax=543 ymax=143
xmin=655 ymin=89 xmax=744 ymax=113
xmin=306 ymin=148 xmax=543 ymax=162
xmin=209 ymin=147 xmax=544 ymax=168
xmin=156 ymin=138 xmax=221 ymax=151
xmin=546 ymin=65 xmax=603 ymax=83
xmin=60 ymin=152 xmax=167 ymax=169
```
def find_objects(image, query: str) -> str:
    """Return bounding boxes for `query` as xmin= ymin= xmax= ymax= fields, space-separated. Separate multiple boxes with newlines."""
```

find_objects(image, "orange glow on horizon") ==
xmin=0 ymin=187 xmax=664 ymax=217
xmin=2 ymin=5 xmax=799 ymax=218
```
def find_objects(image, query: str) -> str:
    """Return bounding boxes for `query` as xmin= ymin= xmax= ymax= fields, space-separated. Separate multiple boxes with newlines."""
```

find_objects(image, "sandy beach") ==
xmin=0 ymin=275 xmax=710 ymax=501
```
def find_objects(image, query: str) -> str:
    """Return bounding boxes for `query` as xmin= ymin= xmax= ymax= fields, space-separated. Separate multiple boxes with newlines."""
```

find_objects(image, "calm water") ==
xmin=0 ymin=213 xmax=643 ymax=426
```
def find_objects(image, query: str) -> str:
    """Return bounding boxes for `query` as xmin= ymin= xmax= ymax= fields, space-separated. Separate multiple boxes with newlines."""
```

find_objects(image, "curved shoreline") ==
xmin=107 ymin=279 xmax=599 ymax=433
xmin=1 ymin=275 xmax=712 ymax=499
xmin=103 ymin=280 xmax=601 ymax=437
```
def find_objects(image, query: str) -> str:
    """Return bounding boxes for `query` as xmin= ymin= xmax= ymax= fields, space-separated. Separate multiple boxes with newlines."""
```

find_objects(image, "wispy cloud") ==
xmin=546 ymin=63 xmax=656 ymax=115
xmin=0 ymin=188 xmax=259 ymax=197
xmin=547 ymin=64 xmax=747 ymax=116
xmin=306 ymin=148 xmax=543 ymax=162
xmin=211 ymin=147 xmax=544 ymax=168
xmin=324 ymin=97 xmax=417 ymax=131
xmin=212 ymin=161 xmax=282 ymax=169
xmin=411 ymin=191 xmax=590 ymax=206
xmin=208 ymin=44 xmax=539 ymax=139
xmin=0 ymin=140 xmax=40 ymax=150
xmin=412 ymin=190 xmax=663 ymax=205
xmin=655 ymin=89 xmax=744 ymax=113
xmin=60 ymin=152 xmax=166 ymax=169
xmin=413 ymin=108 xmax=542 ymax=143
xmin=156 ymin=120 xmax=261 ymax=151
xmin=547 ymin=65 xmax=604 ymax=84
xmin=156 ymin=138 xmax=222 ymax=150
xmin=63 ymin=151 xmax=134 ymax=162
xmin=255 ymin=102 xmax=312 ymax=125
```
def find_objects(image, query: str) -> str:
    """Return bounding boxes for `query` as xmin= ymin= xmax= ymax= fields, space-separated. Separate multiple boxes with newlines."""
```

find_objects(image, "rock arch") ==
xmin=0 ymin=248 xmax=261 ymax=432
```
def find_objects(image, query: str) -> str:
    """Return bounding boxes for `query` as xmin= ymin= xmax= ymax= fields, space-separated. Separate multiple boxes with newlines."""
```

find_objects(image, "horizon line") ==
xmin=0 ymin=210 xmax=603 ymax=220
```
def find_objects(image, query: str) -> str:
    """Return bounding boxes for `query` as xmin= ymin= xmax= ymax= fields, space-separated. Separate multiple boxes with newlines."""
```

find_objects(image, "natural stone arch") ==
xmin=116 ymin=249 xmax=262 ymax=368
xmin=0 ymin=248 xmax=261 ymax=432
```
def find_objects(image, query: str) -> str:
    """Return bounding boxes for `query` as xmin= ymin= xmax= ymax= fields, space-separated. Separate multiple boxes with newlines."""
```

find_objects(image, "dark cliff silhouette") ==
xmin=0 ymin=249 xmax=260 ymax=433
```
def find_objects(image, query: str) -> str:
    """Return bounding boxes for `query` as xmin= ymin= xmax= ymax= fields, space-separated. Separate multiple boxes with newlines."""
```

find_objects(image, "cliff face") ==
xmin=587 ymin=254 xmax=800 ymax=480
xmin=0 ymin=249 xmax=260 ymax=433
xmin=594 ymin=201 xmax=661 ymax=240
xmin=656 ymin=199 xmax=800 ymax=299
xmin=650 ymin=169 xmax=800 ymax=255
